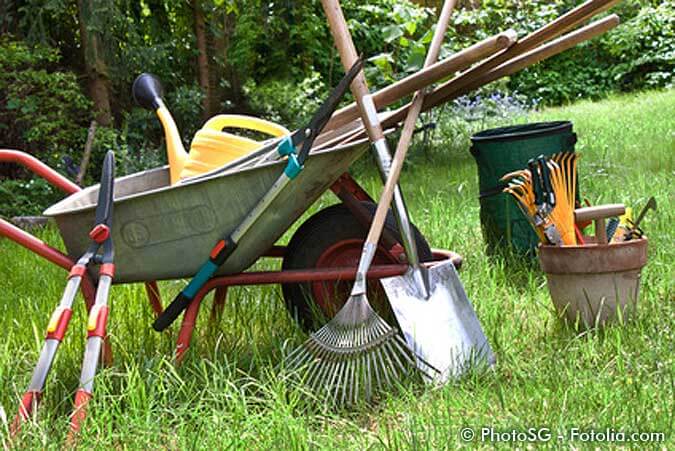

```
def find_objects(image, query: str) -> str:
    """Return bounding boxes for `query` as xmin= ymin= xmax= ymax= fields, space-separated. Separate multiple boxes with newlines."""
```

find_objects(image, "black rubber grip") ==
xmin=528 ymin=159 xmax=543 ymax=205
xmin=153 ymin=292 xmax=192 ymax=331
xmin=538 ymin=156 xmax=555 ymax=207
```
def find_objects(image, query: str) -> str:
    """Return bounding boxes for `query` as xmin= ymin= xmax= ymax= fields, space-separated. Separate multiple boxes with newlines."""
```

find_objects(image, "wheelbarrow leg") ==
xmin=10 ymin=273 xmax=83 ymax=436
xmin=67 ymin=271 xmax=114 ymax=442
xmin=144 ymin=281 xmax=163 ymax=317
xmin=209 ymin=287 xmax=228 ymax=323
xmin=174 ymin=290 xmax=206 ymax=364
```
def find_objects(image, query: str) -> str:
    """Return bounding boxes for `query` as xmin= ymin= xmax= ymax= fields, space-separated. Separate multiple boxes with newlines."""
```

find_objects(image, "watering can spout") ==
xmin=132 ymin=73 xmax=188 ymax=184
xmin=155 ymin=105 xmax=188 ymax=184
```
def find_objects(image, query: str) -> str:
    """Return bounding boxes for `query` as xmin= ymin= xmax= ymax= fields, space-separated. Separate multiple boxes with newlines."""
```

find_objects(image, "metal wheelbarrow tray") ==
xmin=44 ymin=139 xmax=369 ymax=283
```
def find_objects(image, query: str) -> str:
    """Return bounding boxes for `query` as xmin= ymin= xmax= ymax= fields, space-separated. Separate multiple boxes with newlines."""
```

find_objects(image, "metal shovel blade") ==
xmin=380 ymin=260 xmax=495 ymax=382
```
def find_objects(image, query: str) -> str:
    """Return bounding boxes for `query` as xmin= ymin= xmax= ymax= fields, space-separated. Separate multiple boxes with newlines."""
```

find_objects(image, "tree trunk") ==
xmin=210 ymin=9 xmax=237 ymax=114
xmin=77 ymin=0 xmax=113 ymax=127
xmin=1 ymin=0 xmax=19 ymax=36
xmin=193 ymin=0 xmax=211 ymax=119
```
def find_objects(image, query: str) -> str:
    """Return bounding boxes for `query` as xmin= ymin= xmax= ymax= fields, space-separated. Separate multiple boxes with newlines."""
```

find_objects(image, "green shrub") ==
xmin=606 ymin=1 xmax=675 ymax=91
xmin=0 ymin=38 xmax=91 ymax=168
xmin=0 ymin=178 xmax=63 ymax=218
xmin=244 ymin=72 xmax=327 ymax=128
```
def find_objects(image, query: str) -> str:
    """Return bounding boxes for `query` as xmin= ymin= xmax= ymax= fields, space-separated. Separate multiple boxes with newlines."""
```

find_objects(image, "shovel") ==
xmin=377 ymin=0 xmax=495 ymax=381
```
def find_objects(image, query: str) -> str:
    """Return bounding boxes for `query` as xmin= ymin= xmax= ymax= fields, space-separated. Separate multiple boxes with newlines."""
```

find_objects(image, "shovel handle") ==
xmin=321 ymin=0 xmax=384 ymax=143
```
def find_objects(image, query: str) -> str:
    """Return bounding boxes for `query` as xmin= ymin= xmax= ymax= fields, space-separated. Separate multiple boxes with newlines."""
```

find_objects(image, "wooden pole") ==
xmin=380 ymin=14 xmax=621 ymax=130
xmin=324 ymin=29 xmax=517 ymax=133
xmin=76 ymin=120 xmax=97 ymax=186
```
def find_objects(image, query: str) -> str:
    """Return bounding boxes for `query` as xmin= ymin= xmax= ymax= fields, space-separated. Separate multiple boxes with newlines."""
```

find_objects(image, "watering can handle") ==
xmin=132 ymin=73 xmax=164 ymax=110
xmin=201 ymin=115 xmax=290 ymax=140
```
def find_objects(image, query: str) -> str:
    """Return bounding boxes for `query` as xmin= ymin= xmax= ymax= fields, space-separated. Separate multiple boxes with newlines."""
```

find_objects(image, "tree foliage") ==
xmin=0 ymin=0 xmax=673 ymax=216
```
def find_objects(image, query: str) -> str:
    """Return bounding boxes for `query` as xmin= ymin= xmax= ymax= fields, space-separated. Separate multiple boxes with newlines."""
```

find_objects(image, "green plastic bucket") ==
xmin=470 ymin=121 xmax=577 ymax=254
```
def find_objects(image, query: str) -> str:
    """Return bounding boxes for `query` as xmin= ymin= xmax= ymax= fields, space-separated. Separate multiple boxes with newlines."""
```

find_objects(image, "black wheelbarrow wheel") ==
xmin=281 ymin=201 xmax=432 ymax=332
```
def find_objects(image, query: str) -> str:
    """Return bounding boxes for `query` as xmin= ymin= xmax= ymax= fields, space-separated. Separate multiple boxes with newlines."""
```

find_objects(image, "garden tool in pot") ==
xmin=12 ymin=151 xmax=116 ymax=438
xmin=152 ymin=58 xmax=363 ymax=332
xmin=626 ymin=196 xmax=656 ymax=241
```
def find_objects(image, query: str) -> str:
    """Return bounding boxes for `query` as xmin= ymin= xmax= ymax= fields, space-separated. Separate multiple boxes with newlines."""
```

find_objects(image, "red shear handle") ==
xmin=10 ymin=392 xmax=40 ymax=437
xmin=68 ymin=389 xmax=93 ymax=438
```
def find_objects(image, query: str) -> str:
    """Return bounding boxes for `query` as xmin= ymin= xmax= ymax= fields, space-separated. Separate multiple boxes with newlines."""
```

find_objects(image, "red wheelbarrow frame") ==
xmin=0 ymin=149 xmax=461 ymax=364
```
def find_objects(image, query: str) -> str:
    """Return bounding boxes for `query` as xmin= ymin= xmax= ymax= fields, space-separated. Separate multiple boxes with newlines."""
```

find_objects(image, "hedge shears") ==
xmin=12 ymin=151 xmax=116 ymax=437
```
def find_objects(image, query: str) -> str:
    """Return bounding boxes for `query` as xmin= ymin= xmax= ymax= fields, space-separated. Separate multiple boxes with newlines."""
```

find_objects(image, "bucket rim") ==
xmin=471 ymin=121 xmax=572 ymax=143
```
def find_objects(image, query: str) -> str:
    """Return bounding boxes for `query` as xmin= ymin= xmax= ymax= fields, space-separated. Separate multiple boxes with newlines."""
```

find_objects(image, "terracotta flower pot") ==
xmin=538 ymin=238 xmax=648 ymax=329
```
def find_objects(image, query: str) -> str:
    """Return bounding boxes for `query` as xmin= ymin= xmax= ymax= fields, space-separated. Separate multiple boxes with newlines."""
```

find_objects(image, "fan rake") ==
xmin=284 ymin=294 xmax=436 ymax=406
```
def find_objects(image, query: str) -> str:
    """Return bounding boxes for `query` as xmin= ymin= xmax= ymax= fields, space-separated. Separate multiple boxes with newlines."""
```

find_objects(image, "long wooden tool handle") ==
xmin=321 ymin=0 xmax=455 ymax=248
xmin=363 ymin=0 xmax=456 ymax=247
xmin=393 ymin=0 xmax=456 ymax=163
xmin=321 ymin=0 xmax=390 ymax=243
xmin=322 ymin=0 xmax=385 ymax=143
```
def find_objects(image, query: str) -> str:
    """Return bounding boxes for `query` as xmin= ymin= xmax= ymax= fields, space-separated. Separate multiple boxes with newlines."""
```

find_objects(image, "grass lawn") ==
xmin=1 ymin=89 xmax=673 ymax=449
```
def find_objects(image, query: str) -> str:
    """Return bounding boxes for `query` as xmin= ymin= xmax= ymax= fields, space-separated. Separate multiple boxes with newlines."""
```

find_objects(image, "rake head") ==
xmin=285 ymin=294 xmax=432 ymax=406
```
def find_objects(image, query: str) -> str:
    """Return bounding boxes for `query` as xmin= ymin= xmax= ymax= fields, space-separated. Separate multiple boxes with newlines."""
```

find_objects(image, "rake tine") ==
xmin=352 ymin=328 xmax=364 ymax=405
xmin=354 ymin=352 xmax=361 ymax=405
xmin=321 ymin=357 xmax=342 ymax=399
xmin=384 ymin=345 xmax=402 ymax=390
xmin=375 ymin=343 xmax=394 ymax=391
xmin=285 ymin=341 xmax=311 ymax=370
xmin=348 ymin=359 xmax=356 ymax=406
xmin=308 ymin=335 xmax=343 ymax=393
xmin=337 ymin=359 xmax=352 ymax=406
xmin=393 ymin=334 xmax=418 ymax=369
xmin=385 ymin=340 xmax=404 ymax=379
xmin=364 ymin=346 xmax=373 ymax=401
xmin=330 ymin=357 xmax=347 ymax=406
xmin=305 ymin=355 xmax=326 ymax=392
xmin=340 ymin=357 xmax=351 ymax=406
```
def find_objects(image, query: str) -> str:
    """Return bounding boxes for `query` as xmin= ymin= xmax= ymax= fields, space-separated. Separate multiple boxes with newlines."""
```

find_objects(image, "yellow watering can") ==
xmin=132 ymin=73 xmax=289 ymax=185
xmin=181 ymin=114 xmax=289 ymax=180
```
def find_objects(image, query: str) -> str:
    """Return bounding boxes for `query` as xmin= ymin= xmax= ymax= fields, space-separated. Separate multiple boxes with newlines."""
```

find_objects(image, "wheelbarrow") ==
xmin=1 ymin=60 xmax=470 ymax=437
xmin=0 ymin=138 xmax=461 ymax=430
